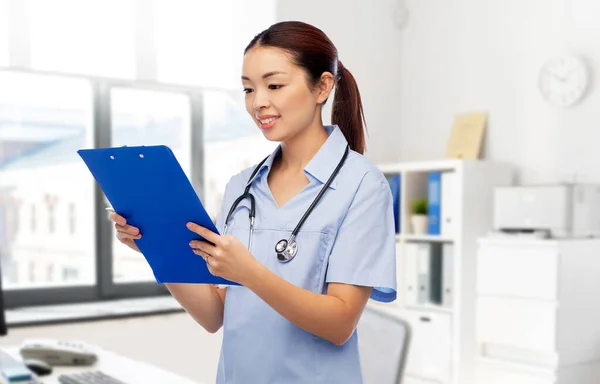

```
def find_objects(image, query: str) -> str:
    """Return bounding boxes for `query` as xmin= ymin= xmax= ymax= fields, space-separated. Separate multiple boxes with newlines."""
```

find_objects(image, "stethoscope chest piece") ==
xmin=226 ymin=144 xmax=349 ymax=264
xmin=275 ymin=237 xmax=298 ymax=263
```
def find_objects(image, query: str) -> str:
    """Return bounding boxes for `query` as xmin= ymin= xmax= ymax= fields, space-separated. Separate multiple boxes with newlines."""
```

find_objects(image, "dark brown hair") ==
xmin=245 ymin=21 xmax=367 ymax=154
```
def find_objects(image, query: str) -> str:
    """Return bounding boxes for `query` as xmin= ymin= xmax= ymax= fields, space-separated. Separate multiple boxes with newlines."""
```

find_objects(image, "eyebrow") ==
xmin=241 ymin=71 xmax=287 ymax=81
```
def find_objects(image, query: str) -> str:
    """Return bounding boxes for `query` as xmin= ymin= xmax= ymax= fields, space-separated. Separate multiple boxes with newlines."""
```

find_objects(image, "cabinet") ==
xmin=475 ymin=238 xmax=600 ymax=383
xmin=371 ymin=159 xmax=513 ymax=384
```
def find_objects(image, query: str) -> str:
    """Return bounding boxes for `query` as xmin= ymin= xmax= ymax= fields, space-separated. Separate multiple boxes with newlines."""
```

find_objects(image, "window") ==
xmin=110 ymin=88 xmax=192 ymax=283
xmin=202 ymin=90 xmax=277 ymax=221
xmin=29 ymin=0 xmax=136 ymax=78
xmin=46 ymin=264 xmax=54 ymax=281
xmin=62 ymin=267 xmax=79 ymax=282
xmin=68 ymin=202 xmax=76 ymax=235
xmin=155 ymin=0 xmax=235 ymax=88
xmin=155 ymin=0 xmax=276 ymax=89
xmin=28 ymin=261 xmax=35 ymax=283
xmin=0 ymin=71 xmax=96 ymax=289
xmin=46 ymin=194 xmax=57 ymax=234
xmin=30 ymin=205 xmax=36 ymax=233
xmin=0 ymin=0 xmax=277 ymax=307
xmin=0 ymin=0 xmax=8 ymax=66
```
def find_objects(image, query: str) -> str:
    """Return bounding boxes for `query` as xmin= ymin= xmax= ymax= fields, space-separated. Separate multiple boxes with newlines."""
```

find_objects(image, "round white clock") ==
xmin=538 ymin=55 xmax=590 ymax=108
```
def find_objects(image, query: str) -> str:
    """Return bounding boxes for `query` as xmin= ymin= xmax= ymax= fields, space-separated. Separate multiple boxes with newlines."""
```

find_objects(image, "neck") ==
xmin=278 ymin=122 xmax=328 ymax=173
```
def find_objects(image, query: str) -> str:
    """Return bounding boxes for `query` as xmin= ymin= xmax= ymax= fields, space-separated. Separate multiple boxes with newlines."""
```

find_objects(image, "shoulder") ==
xmin=341 ymin=150 xmax=390 ymax=195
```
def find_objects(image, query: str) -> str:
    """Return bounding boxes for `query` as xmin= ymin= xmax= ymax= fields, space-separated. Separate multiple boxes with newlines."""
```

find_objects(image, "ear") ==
xmin=315 ymin=72 xmax=335 ymax=104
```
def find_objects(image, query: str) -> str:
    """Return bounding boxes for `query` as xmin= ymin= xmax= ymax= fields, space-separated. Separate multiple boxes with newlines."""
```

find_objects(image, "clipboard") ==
xmin=77 ymin=145 xmax=237 ymax=286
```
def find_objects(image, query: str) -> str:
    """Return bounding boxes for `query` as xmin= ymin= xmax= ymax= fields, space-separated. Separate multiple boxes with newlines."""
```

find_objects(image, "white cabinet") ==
xmin=403 ymin=309 xmax=452 ymax=383
xmin=376 ymin=159 xmax=514 ymax=384
xmin=475 ymin=238 xmax=600 ymax=383
xmin=475 ymin=358 xmax=600 ymax=384
xmin=477 ymin=242 xmax=559 ymax=300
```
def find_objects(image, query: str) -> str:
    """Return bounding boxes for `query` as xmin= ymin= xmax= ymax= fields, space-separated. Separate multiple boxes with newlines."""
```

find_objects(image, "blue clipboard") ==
xmin=77 ymin=145 xmax=237 ymax=286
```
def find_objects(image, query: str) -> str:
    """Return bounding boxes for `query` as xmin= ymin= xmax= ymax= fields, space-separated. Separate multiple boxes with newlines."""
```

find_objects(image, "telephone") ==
xmin=19 ymin=339 xmax=97 ymax=366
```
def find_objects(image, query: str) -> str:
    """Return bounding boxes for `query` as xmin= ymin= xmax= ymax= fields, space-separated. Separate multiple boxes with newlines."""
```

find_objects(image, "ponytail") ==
xmin=331 ymin=60 xmax=367 ymax=154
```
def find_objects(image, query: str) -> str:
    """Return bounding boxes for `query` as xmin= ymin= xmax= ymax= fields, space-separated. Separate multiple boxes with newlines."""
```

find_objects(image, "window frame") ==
xmin=1 ymin=69 xmax=206 ymax=308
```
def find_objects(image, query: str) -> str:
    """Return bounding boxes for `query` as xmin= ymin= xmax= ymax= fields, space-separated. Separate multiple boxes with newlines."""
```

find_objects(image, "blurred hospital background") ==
xmin=2 ymin=1 xmax=600 ymax=384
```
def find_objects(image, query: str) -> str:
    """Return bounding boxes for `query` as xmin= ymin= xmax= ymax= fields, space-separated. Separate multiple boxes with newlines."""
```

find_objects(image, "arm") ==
xmin=165 ymin=284 xmax=226 ymax=333
xmin=245 ymin=266 xmax=372 ymax=346
xmin=171 ymin=177 xmax=237 ymax=333
xmin=188 ymin=172 xmax=395 ymax=344
xmin=189 ymin=227 xmax=372 ymax=346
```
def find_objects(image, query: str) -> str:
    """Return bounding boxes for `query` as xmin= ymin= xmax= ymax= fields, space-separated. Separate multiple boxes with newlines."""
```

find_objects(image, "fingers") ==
xmin=115 ymin=223 xmax=140 ymax=237
xmin=189 ymin=240 xmax=218 ymax=257
xmin=117 ymin=230 xmax=141 ymax=242
xmin=109 ymin=212 xmax=126 ymax=226
xmin=109 ymin=212 xmax=141 ymax=240
xmin=193 ymin=248 xmax=218 ymax=274
xmin=187 ymin=222 xmax=220 ymax=245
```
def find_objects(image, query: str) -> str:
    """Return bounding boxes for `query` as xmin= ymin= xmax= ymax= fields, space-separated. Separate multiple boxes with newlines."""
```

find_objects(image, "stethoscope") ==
xmin=223 ymin=144 xmax=349 ymax=263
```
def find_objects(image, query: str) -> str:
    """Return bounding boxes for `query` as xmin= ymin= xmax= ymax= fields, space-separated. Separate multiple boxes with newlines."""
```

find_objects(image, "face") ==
xmin=241 ymin=46 xmax=333 ymax=142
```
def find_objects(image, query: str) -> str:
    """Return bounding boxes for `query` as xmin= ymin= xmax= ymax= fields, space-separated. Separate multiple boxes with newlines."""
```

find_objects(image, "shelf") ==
xmin=404 ymin=303 xmax=454 ymax=315
xmin=378 ymin=159 xmax=462 ymax=174
xmin=367 ymin=301 xmax=454 ymax=316
xmin=397 ymin=234 xmax=454 ymax=242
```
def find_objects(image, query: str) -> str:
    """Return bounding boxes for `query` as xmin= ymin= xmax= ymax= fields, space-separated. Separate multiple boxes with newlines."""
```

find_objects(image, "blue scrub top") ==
xmin=215 ymin=125 xmax=397 ymax=384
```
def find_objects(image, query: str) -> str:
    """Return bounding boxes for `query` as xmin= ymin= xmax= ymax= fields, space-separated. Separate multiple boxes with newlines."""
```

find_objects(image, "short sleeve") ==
xmin=325 ymin=171 xmax=397 ymax=302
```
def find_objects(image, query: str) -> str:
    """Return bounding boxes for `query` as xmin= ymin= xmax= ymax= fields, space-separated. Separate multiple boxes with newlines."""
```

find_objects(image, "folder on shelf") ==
xmin=403 ymin=243 xmax=419 ymax=305
xmin=440 ymin=172 xmax=456 ymax=238
xmin=386 ymin=173 xmax=401 ymax=234
xmin=427 ymin=172 xmax=441 ymax=235
xmin=77 ymin=145 xmax=237 ymax=286
xmin=417 ymin=243 xmax=431 ymax=304
xmin=442 ymin=243 xmax=454 ymax=307
xmin=429 ymin=243 xmax=443 ymax=305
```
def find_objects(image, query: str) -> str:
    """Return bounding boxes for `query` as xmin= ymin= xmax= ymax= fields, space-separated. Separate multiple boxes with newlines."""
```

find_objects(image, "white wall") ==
xmin=279 ymin=1 xmax=600 ymax=183
xmin=397 ymin=0 xmax=600 ymax=184
xmin=277 ymin=0 xmax=404 ymax=164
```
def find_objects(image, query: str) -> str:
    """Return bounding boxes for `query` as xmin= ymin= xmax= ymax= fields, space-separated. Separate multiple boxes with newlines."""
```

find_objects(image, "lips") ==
xmin=257 ymin=116 xmax=280 ymax=130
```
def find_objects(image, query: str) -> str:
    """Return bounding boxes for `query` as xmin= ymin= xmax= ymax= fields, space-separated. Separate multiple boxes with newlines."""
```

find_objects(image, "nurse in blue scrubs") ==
xmin=110 ymin=20 xmax=397 ymax=384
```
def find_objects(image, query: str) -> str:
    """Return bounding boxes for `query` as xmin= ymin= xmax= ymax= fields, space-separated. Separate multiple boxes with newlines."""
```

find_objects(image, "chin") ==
xmin=259 ymin=125 xmax=286 ymax=143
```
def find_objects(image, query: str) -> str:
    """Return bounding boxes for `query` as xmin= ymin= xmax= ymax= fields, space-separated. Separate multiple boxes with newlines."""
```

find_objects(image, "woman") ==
xmin=110 ymin=21 xmax=397 ymax=384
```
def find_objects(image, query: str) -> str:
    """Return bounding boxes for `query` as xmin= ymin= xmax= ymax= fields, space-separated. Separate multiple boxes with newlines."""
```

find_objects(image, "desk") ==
xmin=6 ymin=347 xmax=200 ymax=384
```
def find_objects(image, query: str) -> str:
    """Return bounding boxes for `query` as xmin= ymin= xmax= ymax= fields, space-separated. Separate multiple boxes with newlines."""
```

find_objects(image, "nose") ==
xmin=252 ymin=88 xmax=270 ymax=111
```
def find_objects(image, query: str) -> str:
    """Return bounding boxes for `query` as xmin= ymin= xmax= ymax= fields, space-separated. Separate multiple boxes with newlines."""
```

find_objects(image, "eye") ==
xmin=268 ymin=84 xmax=283 ymax=90
xmin=243 ymin=88 xmax=254 ymax=94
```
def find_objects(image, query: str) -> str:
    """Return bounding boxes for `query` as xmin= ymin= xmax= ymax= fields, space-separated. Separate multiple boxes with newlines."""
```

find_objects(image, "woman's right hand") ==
xmin=109 ymin=212 xmax=142 ymax=253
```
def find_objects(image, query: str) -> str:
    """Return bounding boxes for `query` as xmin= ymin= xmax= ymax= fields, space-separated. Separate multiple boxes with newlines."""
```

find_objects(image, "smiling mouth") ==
xmin=258 ymin=117 xmax=279 ymax=124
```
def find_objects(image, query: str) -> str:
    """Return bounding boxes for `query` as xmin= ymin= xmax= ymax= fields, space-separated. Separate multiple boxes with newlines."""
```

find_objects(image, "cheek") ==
xmin=245 ymin=95 xmax=257 ymax=123
xmin=278 ymin=87 xmax=316 ymax=122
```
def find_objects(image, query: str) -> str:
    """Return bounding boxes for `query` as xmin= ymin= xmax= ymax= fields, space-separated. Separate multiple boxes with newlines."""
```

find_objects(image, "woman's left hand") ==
xmin=187 ymin=222 xmax=260 ymax=285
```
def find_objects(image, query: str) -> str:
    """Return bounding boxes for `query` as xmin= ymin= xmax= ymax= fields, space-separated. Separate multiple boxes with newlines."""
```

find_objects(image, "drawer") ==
xmin=403 ymin=376 xmax=439 ymax=384
xmin=476 ymin=358 xmax=556 ymax=384
xmin=477 ymin=297 xmax=557 ymax=352
xmin=476 ymin=357 xmax=599 ymax=384
xmin=402 ymin=309 xmax=452 ymax=382
xmin=477 ymin=242 xmax=559 ymax=300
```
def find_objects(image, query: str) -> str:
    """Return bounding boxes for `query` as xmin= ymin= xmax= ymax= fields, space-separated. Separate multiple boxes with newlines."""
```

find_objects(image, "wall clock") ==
xmin=538 ymin=55 xmax=590 ymax=108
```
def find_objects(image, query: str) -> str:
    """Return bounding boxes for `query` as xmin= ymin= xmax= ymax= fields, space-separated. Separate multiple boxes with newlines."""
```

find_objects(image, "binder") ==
xmin=442 ymin=243 xmax=454 ymax=307
xmin=403 ymin=243 xmax=419 ymax=305
xmin=429 ymin=243 xmax=443 ymax=305
xmin=427 ymin=172 xmax=441 ymax=235
xmin=440 ymin=172 xmax=456 ymax=238
xmin=77 ymin=145 xmax=237 ymax=286
xmin=416 ymin=243 xmax=431 ymax=304
xmin=386 ymin=173 xmax=401 ymax=234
